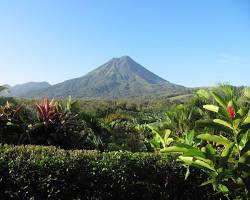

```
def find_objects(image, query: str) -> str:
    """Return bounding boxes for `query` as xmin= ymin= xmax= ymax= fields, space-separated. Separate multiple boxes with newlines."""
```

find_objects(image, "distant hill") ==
xmin=0 ymin=82 xmax=51 ymax=97
xmin=26 ymin=56 xmax=187 ymax=99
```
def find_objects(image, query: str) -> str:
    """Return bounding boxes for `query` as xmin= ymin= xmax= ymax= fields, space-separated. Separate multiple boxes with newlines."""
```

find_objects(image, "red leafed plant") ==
xmin=0 ymin=101 xmax=22 ymax=120
xmin=35 ymin=98 xmax=62 ymax=126
xmin=0 ymin=101 xmax=27 ymax=144
xmin=32 ymin=97 xmax=84 ymax=148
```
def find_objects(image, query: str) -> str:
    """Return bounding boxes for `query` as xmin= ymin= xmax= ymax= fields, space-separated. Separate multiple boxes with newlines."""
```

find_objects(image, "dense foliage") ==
xmin=0 ymin=96 xmax=176 ymax=152
xmin=161 ymin=85 xmax=250 ymax=199
xmin=0 ymin=144 xmax=224 ymax=200
xmin=1 ymin=84 xmax=250 ymax=199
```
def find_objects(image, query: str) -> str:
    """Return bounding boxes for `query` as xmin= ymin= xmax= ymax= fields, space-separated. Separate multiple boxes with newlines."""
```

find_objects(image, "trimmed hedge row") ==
xmin=0 ymin=144 xmax=225 ymax=200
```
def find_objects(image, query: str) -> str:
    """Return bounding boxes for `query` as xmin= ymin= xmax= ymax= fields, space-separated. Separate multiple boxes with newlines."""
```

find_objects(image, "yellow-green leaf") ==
xmin=197 ymin=133 xmax=230 ymax=146
xmin=213 ymin=119 xmax=233 ymax=130
xmin=203 ymin=105 xmax=219 ymax=113
xmin=161 ymin=146 xmax=188 ymax=153
xmin=179 ymin=156 xmax=216 ymax=171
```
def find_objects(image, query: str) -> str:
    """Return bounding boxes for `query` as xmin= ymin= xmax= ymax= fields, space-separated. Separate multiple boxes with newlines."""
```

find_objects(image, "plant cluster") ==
xmin=0 ymin=97 xmax=104 ymax=150
xmin=158 ymin=85 xmax=250 ymax=199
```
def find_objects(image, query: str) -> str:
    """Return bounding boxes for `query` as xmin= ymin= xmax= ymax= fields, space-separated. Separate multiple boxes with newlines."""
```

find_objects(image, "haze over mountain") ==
xmin=0 ymin=82 xmax=51 ymax=97
xmin=24 ymin=56 xmax=186 ymax=99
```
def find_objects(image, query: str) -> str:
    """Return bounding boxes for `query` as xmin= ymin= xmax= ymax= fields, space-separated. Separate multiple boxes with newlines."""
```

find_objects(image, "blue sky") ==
xmin=0 ymin=0 xmax=249 ymax=87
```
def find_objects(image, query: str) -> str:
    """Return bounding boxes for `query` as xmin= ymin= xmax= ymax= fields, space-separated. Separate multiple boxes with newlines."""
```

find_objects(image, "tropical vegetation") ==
xmin=0 ymin=84 xmax=250 ymax=199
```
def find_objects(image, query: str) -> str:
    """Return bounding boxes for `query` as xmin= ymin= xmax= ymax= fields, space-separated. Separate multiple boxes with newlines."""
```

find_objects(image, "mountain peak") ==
xmin=119 ymin=55 xmax=132 ymax=61
xmin=112 ymin=55 xmax=131 ymax=60
xmin=26 ymin=56 xmax=186 ymax=99
xmin=109 ymin=55 xmax=133 ymax=63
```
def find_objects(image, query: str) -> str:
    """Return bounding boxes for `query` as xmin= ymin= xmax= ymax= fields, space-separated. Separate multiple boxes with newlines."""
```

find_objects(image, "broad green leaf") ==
xmin=164 ymin=129 xmax=171 ymax=138
xmin=217 ymin=169 xmax=233 ymax=179
xmin=158 ymin=134 xmax=165 ymax=147
xmin=179 ymin=156 xmax=216 ymax=171
xmin=237 ymin=108 xmax=249 ymax=118
xmin=183 ymin=149 xmax=206 ymax=159
xmin=178 ymin=156 xmax=194 ymax=164
xmin=217 ymin=107 xmax=231 ymax=122
xmin=241 ymin=139 xmax=250 ymax=156
xmin=236 ymin=177 xmax=244 ymax=186
xmin=203 ymin=105 xmax=219 ymax=113
xmin=213 ymin=119 xmax=233 ymax=130
xmin=239 ymin=151 xmax=250 ymax=164
xmin=205 ymin=144 xmax=216 ymax=155
xmin=164 ymin=129 xmax=173 ymax=146
xmin=184 ymin=130 xmax=195 ymax=145
xmin=200 ymin=179 xmax=214 ymax=187
xmin=241 ymin=116 xmax=250 ymax=130
xmin=219 ymin=142 xmax=235 ymax=168
xmin=150 ymin=134 xmax=162 ymax=148
xmin=204 ymin=144 xmax=217 ymax=164
xmin=149 ymin=128 xmax=168 ymax=148
xmin=147 ymin=123 xmax=158 ymax=130
xmin=239 ymin=131 xmax=250 ymax=151
xmin=221 ymin=142 xmax=235 ymax=157
xmin=197 ymin=133 xmax=230 ymax=146
xmin=175 ymin=143 xmax=196 ymax=150
xmin=193 ymin=156 xmax=214 ymax=166
xmin=240 ymin=122 xmax=250 ymax=130
xmin=217 ymin=184 xmax=229 ymax=194
xmin=195 ymin=120 xmax=233 ymax=133
xmin=161 ymin=146 xmax=188 ymax=153
xmin=150 ymin=138 xmax=159 ymax=148
xmin=211 ymin=92 xmax=227 ymax=109
xmin=242 ymin=116 xmax=250 ymax=124
xmin=210 ymin=92 xmax=232 ymax=121
xmin=232 ymin=99 xmax=238 ymax=115
xmin=233 ymin=119 xmax=241 ymax=129
xmin=165 ymin=138 xmax=174 ymax=146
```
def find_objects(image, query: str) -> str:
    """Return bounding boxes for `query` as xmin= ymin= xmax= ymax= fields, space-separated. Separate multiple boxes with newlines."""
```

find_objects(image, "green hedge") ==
xmin=0 ymin=144 xmax=225 ymax=200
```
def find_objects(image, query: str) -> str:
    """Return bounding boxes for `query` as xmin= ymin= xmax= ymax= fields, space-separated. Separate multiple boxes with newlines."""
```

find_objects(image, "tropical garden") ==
xmin=0 ymin=85 xmax=250 ymax=199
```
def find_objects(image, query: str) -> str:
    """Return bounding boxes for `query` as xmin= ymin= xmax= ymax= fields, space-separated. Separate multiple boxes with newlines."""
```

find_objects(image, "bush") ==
xmin=0 ymin=144 xmax=226 ymax=200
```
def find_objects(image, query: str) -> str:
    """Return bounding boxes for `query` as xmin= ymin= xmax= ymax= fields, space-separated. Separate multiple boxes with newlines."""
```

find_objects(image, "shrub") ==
xmin=28 ymin=98 xmax=91 ymax=150
xmin=0 ymin=144 xmax=225 ymax=200
xmin=0 ymin=102 xmax=29 ymax=144
xmin=163 ymin=86 xmax=250 ymax=199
